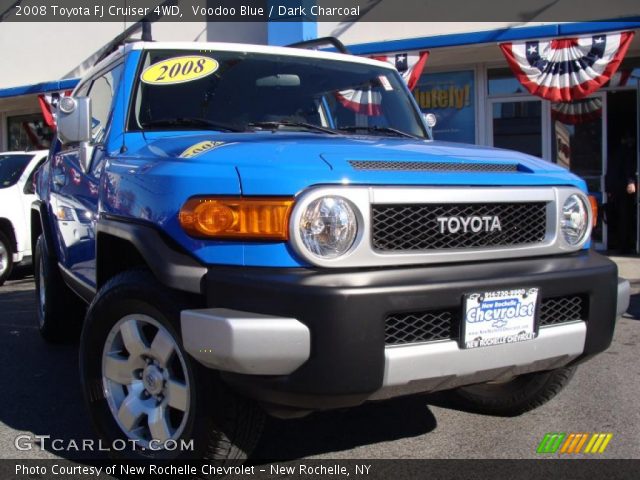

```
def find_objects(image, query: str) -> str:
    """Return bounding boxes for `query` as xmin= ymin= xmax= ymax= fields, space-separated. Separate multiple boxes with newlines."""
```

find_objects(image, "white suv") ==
xmin=0 ymin=150 xmax=48 ymax=285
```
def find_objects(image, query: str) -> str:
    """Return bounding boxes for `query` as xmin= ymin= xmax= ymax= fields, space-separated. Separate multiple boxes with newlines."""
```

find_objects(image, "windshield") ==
xmin=129 ymin=50 xmax=427 ymax=138
xmin=0 ymin=154 xmax=32 ymax=188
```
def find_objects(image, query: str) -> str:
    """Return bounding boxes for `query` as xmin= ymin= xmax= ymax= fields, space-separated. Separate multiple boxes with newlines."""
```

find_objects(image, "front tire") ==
xmin=447 ymin=366 xmax=577 ymax=417
xmin=80 ymin=270 xmax=265 ymax=461
xmin=0 ymin=230 xmax=14 ymax=286
xmin=34 ymin=235 xmax=85 ymax=342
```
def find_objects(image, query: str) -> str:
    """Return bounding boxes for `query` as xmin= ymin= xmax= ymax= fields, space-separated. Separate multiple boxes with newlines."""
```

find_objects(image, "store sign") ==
xmin=413 ymin=70 xmax=475 ymax=144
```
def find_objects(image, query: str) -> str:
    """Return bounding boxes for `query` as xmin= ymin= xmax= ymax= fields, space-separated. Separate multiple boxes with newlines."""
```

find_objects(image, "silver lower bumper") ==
xmin=182 ymin=285 xmax=621 ymax=400
xmin=370 ymin=321 xmax=586 ymax=400
xmin=617 ymin=278 xmax=631 ymax=317
xmin=181 ymin=308 xmax=310 ymax=375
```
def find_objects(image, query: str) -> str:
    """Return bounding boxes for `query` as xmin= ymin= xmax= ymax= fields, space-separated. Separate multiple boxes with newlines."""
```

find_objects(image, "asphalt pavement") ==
xmin=0 ymin=257 xmax=638 ymax=461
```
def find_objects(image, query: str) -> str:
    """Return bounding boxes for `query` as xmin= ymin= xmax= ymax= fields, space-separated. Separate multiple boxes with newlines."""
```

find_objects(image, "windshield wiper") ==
xmin=336 ymin=125 xmax=419 ymax=139
xmin=141 ymin=117 xmax=243 ymax=132
xmin=246 ymin=121 xmax=338 ymax=135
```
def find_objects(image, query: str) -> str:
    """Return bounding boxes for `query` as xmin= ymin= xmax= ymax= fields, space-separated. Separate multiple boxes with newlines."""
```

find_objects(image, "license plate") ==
xmin=462 ymin=288 xmax=538 ymax=349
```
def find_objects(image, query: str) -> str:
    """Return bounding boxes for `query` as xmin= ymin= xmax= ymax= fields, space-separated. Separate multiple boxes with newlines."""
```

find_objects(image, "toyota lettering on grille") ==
xmin=436 ymin=215 xmax=502 ymax=234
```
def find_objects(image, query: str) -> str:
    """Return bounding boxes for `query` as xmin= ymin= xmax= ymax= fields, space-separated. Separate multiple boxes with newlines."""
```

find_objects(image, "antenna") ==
xmin=121 ymin=0 xmax=127 ymax=154
xmin=287 ymin=37 xmax=350 ymax=54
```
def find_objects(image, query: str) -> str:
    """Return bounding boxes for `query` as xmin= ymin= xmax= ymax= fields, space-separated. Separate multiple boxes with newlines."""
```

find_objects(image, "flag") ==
xmin=500 ymin=31 xmax=634 ymax=102
xmin=551 ymin=98 xmax=602 ymax=125
xmin=37 ymin=90 xmax=72 ymax=128
xmin=335 ymin=88 xmax=383 ymax=116
xmin=551 ymin=98 xmax=603 ymax=125
xmin=371 ymin=51 xmax=429 ymax=91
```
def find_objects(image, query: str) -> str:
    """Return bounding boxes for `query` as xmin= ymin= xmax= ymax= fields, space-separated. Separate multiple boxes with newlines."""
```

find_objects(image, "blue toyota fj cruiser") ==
xmin=32 ymin=39 xmax=630 ymax=460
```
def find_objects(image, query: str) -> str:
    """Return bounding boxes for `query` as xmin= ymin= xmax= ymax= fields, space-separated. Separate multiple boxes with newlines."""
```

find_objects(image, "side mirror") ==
xmin=56 ymin=97 xmax=91 ymax=144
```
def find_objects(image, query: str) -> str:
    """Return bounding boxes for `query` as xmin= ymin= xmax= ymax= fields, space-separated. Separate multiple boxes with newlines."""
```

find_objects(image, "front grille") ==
xmin=372 ymin=202 xmax=547 ymax=251
xmin=384 ymin=295 xmax=586 ymax=345
xmin=385 ymin=310 xmax=459 ymax=345
xmin=349 ymin=160 xmax=520 ymax=173
xmin=539 ymin=295 xmax=586 ymax=326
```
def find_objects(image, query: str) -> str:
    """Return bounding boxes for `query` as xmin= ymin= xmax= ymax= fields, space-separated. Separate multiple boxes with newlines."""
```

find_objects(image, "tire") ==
xmin=79 ymin=270 xmax=265 ymax=462
xmin=447 ymin=366 xmax=577 ymax=417
xmin=0 ymin=230 xmax=14 ymax=286
xmin=34 ymin=235 xmax=85 ymax=342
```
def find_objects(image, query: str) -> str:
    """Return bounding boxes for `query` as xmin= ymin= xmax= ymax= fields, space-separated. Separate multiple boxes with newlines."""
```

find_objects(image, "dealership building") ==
xmin=0 ymin=7 xmax=638 ymax=251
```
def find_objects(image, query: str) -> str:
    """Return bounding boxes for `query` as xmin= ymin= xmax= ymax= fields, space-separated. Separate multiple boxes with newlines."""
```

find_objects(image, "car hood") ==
xmin=136 ymin=132 xmax=585 ymax=195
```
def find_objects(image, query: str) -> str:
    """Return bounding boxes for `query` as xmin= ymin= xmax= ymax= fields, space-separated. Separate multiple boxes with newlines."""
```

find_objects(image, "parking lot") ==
xmin=0 ymin=258 xmax=638 ymax=461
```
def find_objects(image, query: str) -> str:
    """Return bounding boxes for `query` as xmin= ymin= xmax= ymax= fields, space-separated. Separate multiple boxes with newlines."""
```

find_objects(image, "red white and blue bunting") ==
xmin=370 ymin=51 xmax=430 ymax=91
xmin=500 ymin=31 xmax=634 ymax=102
xmin=335 ymin=50 xmax=429 ymax=116
xmin=551 ymin=97 xmax=602 ymax=125
xmin=38 ymin=90 xmax=72 ymax=128
xmin=335 ymin=88 xmax=383 ymax=116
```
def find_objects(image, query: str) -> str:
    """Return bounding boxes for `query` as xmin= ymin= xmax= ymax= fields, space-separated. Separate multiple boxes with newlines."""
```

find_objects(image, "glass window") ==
xmin=413 ymin=70 xmax=476 ymax=143
xmin=6 ymin=114 xmax=53 ymax=151
xmin=0 ymin=153 xmax=33 ymax=188
xmin=488 ymin=68 xmax=527 ymax=96
xmin=128 ymin=50 xmax=427 ymax=139
xmin=492 ymin=100 xmax=542 ymax=157
xmin=86 ymin=64 xmax=123 ymax=143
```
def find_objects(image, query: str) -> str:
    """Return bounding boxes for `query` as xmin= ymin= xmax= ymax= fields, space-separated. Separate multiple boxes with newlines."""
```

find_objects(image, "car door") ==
xmin=51 ymin=63 xmax=123 ymax=288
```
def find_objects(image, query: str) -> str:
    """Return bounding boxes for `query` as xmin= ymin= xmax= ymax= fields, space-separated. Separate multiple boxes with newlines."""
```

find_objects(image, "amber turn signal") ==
xmin=588 ymin=195 xmax=598 ymax=228
xmin=179 ymin=197 xmax=294 ymax=240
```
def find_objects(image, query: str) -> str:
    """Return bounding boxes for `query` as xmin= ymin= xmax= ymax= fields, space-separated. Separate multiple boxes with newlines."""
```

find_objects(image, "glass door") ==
xmin=550 ymin=93 xmax=607 ymax=249
xmin=605 ymin=88 xmax=638 ymax=254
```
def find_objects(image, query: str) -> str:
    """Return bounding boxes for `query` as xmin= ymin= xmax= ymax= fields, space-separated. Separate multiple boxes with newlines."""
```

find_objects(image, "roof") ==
xmin=127 ymin=41 xmax=392 ymax=69
xmin=82 ymin=40 xmax=394 ymax=90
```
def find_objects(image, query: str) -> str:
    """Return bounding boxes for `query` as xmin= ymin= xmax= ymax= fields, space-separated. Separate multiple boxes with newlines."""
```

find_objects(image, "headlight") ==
xmin=561 ymin=194 xmax=589 ymax=245
xmin=299 ymin=196 xmax=358 ymax=258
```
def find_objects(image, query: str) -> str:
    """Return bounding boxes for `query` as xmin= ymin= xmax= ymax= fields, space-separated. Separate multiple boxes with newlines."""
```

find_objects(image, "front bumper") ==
xmin=181 ymin=250 xmax=624 ymax=410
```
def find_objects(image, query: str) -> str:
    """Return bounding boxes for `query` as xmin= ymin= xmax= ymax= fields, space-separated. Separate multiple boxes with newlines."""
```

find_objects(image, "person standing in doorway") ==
xmin=606 ymin=129 xmax=638 ymax=254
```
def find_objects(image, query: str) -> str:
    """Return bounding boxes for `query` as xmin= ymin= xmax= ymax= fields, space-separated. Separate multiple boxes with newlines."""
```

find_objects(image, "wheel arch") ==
xmin=96 ymin=218 xmax=206 ymax=295
xmin=0 ymin=217 xmax=17 ymax=252
xmin=30 ymin=201 xmax=56 ymax=258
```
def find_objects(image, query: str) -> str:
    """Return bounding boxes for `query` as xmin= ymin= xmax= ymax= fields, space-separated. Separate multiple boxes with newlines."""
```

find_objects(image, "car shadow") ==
xmin=253 ymin=394 xmax=438 ymax=460
xmin=8 ymin=263 xmax=34 ymax=282
xmin=4 ymin=275 xmax=636 ymax=462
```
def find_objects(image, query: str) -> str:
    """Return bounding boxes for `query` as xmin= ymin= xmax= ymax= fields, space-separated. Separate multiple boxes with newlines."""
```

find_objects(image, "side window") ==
xmin=86 ymin=64 xmax=123 ymax=144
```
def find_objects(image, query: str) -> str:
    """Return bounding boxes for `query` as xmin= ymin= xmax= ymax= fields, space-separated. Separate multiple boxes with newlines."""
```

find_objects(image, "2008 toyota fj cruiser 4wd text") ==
xmin=32 ymin=39 xmax=630 ymax=461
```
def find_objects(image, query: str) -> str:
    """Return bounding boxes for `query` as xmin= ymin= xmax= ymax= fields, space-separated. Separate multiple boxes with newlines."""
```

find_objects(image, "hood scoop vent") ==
xmin=348 ymin=160 xmax=522 ymax=173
